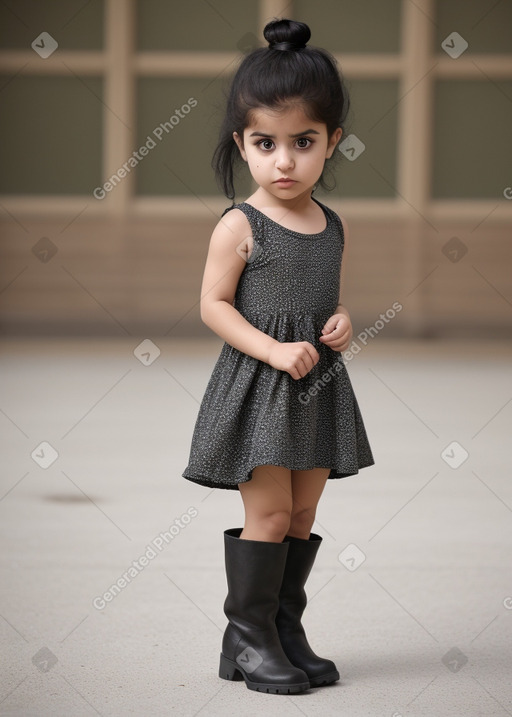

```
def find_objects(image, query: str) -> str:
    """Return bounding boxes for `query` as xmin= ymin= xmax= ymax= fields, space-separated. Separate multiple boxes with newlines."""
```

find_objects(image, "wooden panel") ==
xmin=0 ymin=0 xmax=104 ymax=50
xmin=0 ymin=216 xmax=510 ymax=338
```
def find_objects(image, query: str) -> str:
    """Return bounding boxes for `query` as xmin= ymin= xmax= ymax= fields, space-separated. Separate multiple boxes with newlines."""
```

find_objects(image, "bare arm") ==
xmin=200 ymin=209 xmax=319 ymax=379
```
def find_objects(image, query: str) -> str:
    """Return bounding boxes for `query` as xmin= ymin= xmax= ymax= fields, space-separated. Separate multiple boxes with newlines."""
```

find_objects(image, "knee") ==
xmin=288 ymin=507 xmax=315 ymax=539
xmin=246 ymin=509 xmax=291 ymax=542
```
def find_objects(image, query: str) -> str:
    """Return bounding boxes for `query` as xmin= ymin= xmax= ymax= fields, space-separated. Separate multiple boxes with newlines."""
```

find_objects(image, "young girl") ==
xmin=183 ymin=17 xmax=374 ymax=695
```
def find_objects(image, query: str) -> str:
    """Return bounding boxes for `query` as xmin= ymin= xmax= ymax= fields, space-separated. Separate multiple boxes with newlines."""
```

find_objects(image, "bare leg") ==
xmin=238 ymin=465 xmax=293 ymax=542
xmin=288 ymin=468 xmax=330 ymax=539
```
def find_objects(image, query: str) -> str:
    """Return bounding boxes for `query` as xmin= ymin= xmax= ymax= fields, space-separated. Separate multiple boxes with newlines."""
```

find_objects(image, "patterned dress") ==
xmin=182 ymin=197 xmax=374 ymax=489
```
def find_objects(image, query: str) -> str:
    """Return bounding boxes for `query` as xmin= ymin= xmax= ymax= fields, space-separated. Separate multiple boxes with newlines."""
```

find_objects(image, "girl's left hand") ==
xmin=319 ymin=311 xmax=353 ymax=352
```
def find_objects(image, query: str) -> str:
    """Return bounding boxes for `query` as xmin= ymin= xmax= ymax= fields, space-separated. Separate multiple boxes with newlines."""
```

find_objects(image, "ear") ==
xmin=326 ymin=127 xmax=343 ymax=159
xmin=233 ymin=131 xmax=247 ymax=162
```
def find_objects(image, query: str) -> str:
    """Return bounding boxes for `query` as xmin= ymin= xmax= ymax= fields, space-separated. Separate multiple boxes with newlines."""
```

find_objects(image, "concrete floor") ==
xmin=0 ymin=336 xmax=511 ymax=717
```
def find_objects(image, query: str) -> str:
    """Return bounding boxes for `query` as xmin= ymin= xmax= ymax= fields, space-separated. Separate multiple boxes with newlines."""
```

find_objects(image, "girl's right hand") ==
xmin=267 ymin=341 xmax=320 ymax=380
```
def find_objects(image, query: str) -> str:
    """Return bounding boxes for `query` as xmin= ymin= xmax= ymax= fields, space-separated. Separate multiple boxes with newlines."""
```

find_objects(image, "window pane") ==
xmin=135 ymin=76 xmax=251 ymax=198
xmin=435 ymin=0 xmax=512 ymax=54
xmin=136 ymin=0 xmax=259 ymax=52
xmin=0 ymin=0 xmax=104 ymax=50
xmin=294 ymin=0 xmax=401 ymax=53
xmin=0 ymin=75 xmax=103 ymax=194
xmin=316 ymin=80 xmax=398 ymax=199
xmin=433 ymin=80 xmax=512 ymax=198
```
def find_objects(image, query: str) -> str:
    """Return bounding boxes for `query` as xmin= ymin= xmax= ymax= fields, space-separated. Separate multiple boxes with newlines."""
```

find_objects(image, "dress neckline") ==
xmin=239 ymin=197 xmax=330 ymax=238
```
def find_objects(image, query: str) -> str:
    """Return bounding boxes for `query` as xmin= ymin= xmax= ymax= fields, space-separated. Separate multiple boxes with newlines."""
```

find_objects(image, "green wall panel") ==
xmin=433 ymin=80 xmax=512 ymax=198
xmin=0 ymin=0 xmax=104 ymax=50
xmin=0 ymin=75 xmax=103 ymax=194
xmin=294 ymin=0 xmax=401 ymax=53
xmin=135 ymin=76 xmax=398 ymax=199
xmin=135 ymin=76 xmax=251 ymax=198
xmin=316 ymin=79 xmax=398 ymax=199
xmin=435 ymin=0 xmax=512 ymax=54
xmin=136 ymin=0 xmax=259 ymax=52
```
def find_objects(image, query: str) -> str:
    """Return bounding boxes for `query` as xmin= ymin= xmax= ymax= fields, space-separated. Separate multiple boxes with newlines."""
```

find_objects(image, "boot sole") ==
xmin=219 ymin=653 xmax=310 ymax=694
xmin=309 ymin=670 xmax=340 ymax=687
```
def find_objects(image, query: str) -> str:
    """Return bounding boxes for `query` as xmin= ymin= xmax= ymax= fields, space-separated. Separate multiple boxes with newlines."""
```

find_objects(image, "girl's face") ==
xmin=233 ymin=104 xmax=342 ymax=203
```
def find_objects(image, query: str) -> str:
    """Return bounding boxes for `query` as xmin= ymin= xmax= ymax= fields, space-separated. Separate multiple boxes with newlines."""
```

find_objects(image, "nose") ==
xmin=275 ymin=147 xmax=294 ymax=171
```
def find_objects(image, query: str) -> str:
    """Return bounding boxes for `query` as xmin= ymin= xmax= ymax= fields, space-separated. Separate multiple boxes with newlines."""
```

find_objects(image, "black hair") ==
xmin=212 ymin=18 xmax=350 ymax=200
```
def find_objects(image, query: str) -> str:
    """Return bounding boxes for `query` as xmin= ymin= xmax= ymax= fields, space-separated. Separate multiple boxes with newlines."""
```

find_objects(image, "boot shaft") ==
xmin=276 ymin=534 xmax=322 ymax=629
xmin=223 ymin=528 xmax=289 ymax=627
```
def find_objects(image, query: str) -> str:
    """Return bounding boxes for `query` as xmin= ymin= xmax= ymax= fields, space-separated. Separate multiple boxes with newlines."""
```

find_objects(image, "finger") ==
xmin=321 ymin=319 xmax=333 ymax=332
xmin=321 ymin=322 xmax=345 ymax=337
xmin=320 ymin=327 xmax=335 ymax=337
xmin=306 ymin=343 xmax=320 ymax=363
xmin=334 ymin=332 xmax=351 ymax=349
xmin=320 ymin=329 xmax=342 ymax=344
xmin=289 ymin=365 xmax=301 ymax=380
xmin=327 ymin=334 xmax=349 ymax=351
xmin=332 ymin=325 xmax=351 ymax=342
xmin=297 ymin=351 xmax=313 ymax=377
xmin=298 ymin=355 xmax=313 ymax=377
xmin=301 ymin=350 xmax=317 ymax=375
xmin=334 ymin=328 xmax=350 ymax=345
xmin=297 ymin=358 xmax=311 ymax=379
xmin=298 ymin=343 xmax=316 ymax=364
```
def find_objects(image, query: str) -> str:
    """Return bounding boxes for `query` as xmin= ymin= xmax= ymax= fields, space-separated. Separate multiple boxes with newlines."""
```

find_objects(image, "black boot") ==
xmin=276 ymin=533 xmax=340 ymax=687
xmin=219 ymin=528 xmax=310 ymax=694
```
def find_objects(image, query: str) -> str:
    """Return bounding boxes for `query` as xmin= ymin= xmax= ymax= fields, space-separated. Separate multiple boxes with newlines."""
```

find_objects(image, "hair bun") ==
xmin=263 ymin=18 xmax=311 ymax=51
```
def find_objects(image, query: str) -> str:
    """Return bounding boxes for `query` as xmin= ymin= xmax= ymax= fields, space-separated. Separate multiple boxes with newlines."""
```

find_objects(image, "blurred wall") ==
xmin=0 ymin=0 xmax=511 ymax=338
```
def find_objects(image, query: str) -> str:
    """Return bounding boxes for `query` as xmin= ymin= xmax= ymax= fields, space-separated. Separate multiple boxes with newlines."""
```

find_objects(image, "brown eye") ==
xmin=296 ymin=138 xmax=312 ymax=149
xmin=258 ymin=139 xmax=274 ymax=151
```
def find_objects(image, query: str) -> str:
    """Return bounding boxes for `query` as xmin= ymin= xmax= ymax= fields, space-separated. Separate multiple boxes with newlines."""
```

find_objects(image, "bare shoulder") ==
xmin=210 ymin=206 xmax=252 ymax=247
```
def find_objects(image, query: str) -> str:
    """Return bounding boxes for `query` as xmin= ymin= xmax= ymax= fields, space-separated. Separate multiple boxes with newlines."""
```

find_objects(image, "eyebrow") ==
xmin=248 ymin=129 xmax=321 ymax=138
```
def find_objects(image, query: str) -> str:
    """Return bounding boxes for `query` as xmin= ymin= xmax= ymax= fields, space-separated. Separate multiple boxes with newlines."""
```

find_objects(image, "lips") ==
xmin=274 ymin=178 xmax=296 ymax=185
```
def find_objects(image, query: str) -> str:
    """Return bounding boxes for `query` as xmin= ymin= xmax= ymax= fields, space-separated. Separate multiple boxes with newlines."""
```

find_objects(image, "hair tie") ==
xmin=270 ymin=41 xmax=306 ymax=51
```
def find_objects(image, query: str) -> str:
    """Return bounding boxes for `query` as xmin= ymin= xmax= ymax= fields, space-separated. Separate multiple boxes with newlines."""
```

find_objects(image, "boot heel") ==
xmin=219 ymin=653 xmax=244 ymax=681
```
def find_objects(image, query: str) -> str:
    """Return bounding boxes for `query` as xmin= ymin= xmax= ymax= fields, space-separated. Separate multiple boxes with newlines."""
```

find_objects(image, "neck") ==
xmin=249 ymin=186 xmax=316 ymax=213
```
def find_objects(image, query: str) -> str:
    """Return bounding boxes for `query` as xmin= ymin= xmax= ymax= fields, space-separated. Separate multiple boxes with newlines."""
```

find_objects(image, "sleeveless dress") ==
xmin=182 ymin=197 xmax=374 ymax=490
